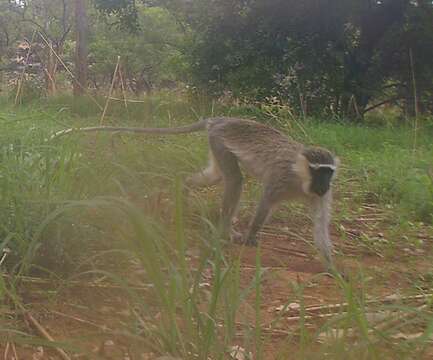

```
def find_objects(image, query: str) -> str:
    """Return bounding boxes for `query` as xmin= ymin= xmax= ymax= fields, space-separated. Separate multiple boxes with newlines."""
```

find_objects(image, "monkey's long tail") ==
xmin=50 ymin=119 xmax=208 ymax=140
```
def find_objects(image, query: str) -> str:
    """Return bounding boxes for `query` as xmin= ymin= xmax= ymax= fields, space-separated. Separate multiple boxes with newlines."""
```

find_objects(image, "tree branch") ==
xmin=381 ymin=82 xmax=405 ymax=90
xmin=363 ymin=96 xmax=403 ymax=114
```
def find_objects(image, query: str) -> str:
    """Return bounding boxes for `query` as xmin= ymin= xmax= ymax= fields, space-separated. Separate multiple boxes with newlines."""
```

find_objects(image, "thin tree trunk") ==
xmin=74 ymin=0 xmax=88 ymax=96
xmin=45 ymin=41 xmax=58 ymax=95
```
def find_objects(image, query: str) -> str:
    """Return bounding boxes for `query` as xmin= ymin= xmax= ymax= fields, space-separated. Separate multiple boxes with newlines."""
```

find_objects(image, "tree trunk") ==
xmin=45 ymin=42 xmax=57 ymax=95
xmin=74 ymin=0 xmax=88 ymax=96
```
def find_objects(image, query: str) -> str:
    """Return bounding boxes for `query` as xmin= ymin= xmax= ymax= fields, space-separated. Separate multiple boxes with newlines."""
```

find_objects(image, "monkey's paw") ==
xmin=230 ymin=230 xmax=243 ymax=244
xmin=230 ymin=231 xmax=257 ymax=247
xmin=244 ymin=236 xmax=257 ymax=247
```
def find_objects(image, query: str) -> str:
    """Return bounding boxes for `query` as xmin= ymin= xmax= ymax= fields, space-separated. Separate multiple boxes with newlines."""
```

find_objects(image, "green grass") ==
xmin=305 ymin=122 xmax=433 ymax=224
xmin=0 ymin=93 xmax=432 ymax=358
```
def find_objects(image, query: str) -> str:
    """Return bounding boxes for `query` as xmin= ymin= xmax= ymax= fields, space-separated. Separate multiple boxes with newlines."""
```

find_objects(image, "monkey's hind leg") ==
xmin=209 ymin=136 xmax=243 ymax=241
xmin=186 ymin=152 xmax=222 ymax=188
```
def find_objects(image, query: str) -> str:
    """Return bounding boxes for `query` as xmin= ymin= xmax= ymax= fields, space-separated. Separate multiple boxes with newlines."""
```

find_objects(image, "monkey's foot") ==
xmin=230 ymin=230 xmax=243 ymax=244
xmin=243 ymin=236 xmax=257 ymax=247
xmin=324 ymin=262 xmax=349 ymax=281
xmin=230 ymin=231 xmax=257 ymax=247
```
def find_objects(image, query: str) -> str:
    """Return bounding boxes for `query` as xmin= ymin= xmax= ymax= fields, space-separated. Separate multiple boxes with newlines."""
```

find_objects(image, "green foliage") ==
xmin=12 ymin=75 xmax=46 ymax=104
xmin=305 ymin=121 xmax=433 ymax=223
xmin=181 ymin=0 xmax=433 ymax=118
xmin=2 ymin=0 xmax=433 ymax=121
xmin=93 ymin=0 xmax=141 ymax=31
xmin=88 ymin=6 xmax=188 ymax=90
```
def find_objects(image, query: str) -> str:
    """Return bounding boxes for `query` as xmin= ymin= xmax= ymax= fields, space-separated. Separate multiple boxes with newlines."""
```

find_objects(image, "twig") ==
xmin=237 ymin=265 xmax=296 ymax=270
xmin=107 ymin=97 xmax=146 ymax=103
xmin=50 ymin=310 xmax=113 ymax=332
xmin=3 ymin=274 xmax=153 ymax=292
xmin=23 ymin=311 xmax=72 ymax=360
xmin=4 ymin=342 xmax=10 ymax=359
xmin=357 ymin=217 xmax=385 ymax=222
xmin=37 ymin=31 xmax=103 ymax=110
xmin=261 ymin=225 xmax=312 ymax=246
xmin=0 ymin=247 xmax=11 ymax=266
xmin=100 ymin=55 xmax=121 ymax=125
xmin=118 ymin=66 xmax=129 ymax=112
xmin=11 ymin=342 xmax=18 ymax=360
xmin=260 ymin=241 xmax=311 ymax=259
xmin=360 ymin=204 xmax=383 ymax=211
xmin=299 ymin=293 xmax=432 ymax=317
xmin=286 ymin=311 xmax=343 ymax=324
xmin=374 ymin=304 xmax=428 ymax=332
xmin=363 ymin=96 xmax=402 ymax=114
xmin=43 ymin=67 xmax=57 ymax=94
xmin=286 ymin=295 xmax=431 ymax=327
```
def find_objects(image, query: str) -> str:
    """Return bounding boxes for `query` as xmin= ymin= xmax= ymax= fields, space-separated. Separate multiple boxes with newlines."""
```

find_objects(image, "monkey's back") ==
xmin=207 ymin=117 xmax=303 ymax=181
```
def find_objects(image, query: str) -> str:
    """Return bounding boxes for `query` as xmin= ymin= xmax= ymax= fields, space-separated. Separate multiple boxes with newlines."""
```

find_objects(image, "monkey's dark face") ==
xmin=309 ymin=165 xmax=335 ymax=196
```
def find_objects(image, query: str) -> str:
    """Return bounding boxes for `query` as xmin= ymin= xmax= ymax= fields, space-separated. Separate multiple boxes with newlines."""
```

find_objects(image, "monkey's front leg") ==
xmin=243 ymin=191 xmax=278 ymax=246
xmin=310 ymin=192 xmax=334 ymax=267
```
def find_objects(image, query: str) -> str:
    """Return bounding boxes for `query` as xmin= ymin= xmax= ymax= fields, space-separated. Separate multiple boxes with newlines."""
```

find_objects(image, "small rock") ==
xmin=318 ymin=328 xmax=354 ymax=343
xmin=32 ymin=346 xmax=44 ymax=360
xmin=229 ymin=345 xmax=253 ymax=360
xmin=288 ymin=302 xmax=301 ymax=311
xmin=141 ymin=353 xmax=155 ymax=360
xmin=98 ymin=339 xmax=123 ymax=359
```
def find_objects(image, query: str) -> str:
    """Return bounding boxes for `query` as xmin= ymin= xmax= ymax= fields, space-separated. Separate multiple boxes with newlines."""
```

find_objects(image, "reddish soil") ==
xmin=1 ymin=202 xmax=432 ymax=359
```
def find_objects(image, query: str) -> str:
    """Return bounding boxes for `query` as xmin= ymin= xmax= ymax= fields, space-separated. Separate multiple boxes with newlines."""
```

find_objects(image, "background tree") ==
xmin=182 ymin=0 xmax=433 ymax=119
xmin=1 ymin=0 xmax=432 ymax=118
xmin=1 ymin=0 xmax=73 ymax=94
xmin=73 ymin=0 xmax=88 ymax=96
xmin=88 ymin=5 xmax=187 ymax=93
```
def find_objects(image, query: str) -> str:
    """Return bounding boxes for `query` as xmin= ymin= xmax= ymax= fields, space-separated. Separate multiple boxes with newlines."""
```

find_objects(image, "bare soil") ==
xmin=1 ymin=202 xmax=432 ymax=360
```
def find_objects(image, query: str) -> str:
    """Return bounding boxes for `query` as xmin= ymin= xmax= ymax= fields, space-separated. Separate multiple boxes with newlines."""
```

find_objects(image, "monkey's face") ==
xmin=309 ymin=165 xmax=335 ymax=196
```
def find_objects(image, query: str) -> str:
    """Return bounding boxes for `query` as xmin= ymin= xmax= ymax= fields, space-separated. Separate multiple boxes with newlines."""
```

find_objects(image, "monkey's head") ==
xmin=302 ymin=147 xmax=338 ymax=197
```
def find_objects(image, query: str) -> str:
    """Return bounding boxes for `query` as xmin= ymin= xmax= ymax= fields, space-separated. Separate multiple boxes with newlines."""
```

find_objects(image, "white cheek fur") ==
xmin=293 ymin=154 xmax=312 ymax=195
xmin=309 ymin=163 xmax=337 ymax=170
